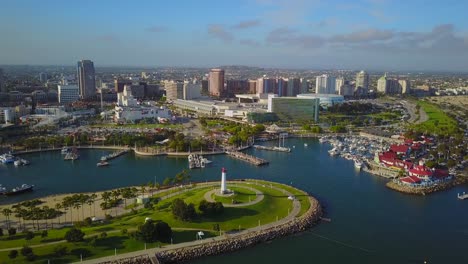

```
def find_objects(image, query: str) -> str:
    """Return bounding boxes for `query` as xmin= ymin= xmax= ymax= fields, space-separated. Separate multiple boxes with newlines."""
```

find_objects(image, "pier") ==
xmin=226 ymin=151 xmax=269 ymax=166
xmin=457 ymin=192 xmax=468 ymax=200
xmin=101 ymin=149 xmax=130 ymax=161
xmin=253 ymin=145 xmax=291 ymax=153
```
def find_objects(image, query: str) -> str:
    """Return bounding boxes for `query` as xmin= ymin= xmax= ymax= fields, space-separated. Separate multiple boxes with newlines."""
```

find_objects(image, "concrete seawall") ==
xmin=156 ymin=196 xmax=322 ymax=264
xmin=386 ymin=176 xmax=468 ymax=195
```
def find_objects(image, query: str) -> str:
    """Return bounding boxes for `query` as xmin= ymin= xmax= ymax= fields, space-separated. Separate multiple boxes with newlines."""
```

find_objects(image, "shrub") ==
xmin=8 ymin=249 xmax=18 ymax=259
xmin=25 ymin=231 xmax=35 ymax=241
xmin=199 ymin=200 xmax=224 ymax=216
xmin=41 ymin=230 xmax=48 ymax=238
xmin=8 ymin=227 xmax=16 ymax=236
xmin=100 ymin=232 xmax=107 ymax=238
xmin=0 ymin=228 xmax=3 ymax=236
xmin=84 ymin=217 xmax=93 ymax=226
xmin=121 ymin=229 xmax=128 ymax=235
xmin=53 ymin=245 xmax=68 ymax=257
xmin=64 ymin=228 xmax=85 ymax=242
xmin=171 ymin=198 xmax=196 ymax=221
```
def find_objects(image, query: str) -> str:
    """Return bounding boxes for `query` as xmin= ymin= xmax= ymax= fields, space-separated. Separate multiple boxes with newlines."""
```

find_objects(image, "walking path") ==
xmin=77 ymin=181 xmax=301 ymax=264
xmin=203 ymin=185 xmax=264 ymax=207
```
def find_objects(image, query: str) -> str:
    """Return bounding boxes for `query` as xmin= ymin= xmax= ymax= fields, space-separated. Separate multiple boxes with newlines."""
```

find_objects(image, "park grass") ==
xmin=211 ymin=186 xmax=257 ymax=204
xmin=0 ymin=181 xmax=308 ymax=262
xmin=412 ymin=100 xmax=459 ymax=136
xmin=0 ymin=230 xmax=216 ymax=264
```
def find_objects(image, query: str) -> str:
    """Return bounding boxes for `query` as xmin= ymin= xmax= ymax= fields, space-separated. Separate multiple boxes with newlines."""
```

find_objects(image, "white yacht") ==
xmin=304 ymin=143 xmax=308 ymax=147
xmin=354 ymin=159 xmax=363 ymax=170
xmin=14 ymin=158 xmax=30 ymax=166
xmin=61 ymin=147 xmax=71 ymax=155
xmin=328 ymin=148 xmax=339 ymax=156
xmin=0 ymin=153 xmax=15 ymax=164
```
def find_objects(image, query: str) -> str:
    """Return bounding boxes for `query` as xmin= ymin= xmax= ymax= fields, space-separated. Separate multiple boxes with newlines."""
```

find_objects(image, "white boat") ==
xmin=14 ymin=158 xmax=30 ymax=166
xmin=0 ymin=153 xmax=15 ymax=164
xmin=354 ymin=159 xmax=363 ymax=170
xmin=61 ymin=147 xmax=71 ymax=155
xmin=202 ymin=158 xmax=212 ymax=164
xmin=304 ymin=143 xmax=308 ymax=147
xmin=328 ymin=148 xmax=340 ymax=156
xmin=0 ymin=185 xmax=6 ymax=195
xmin=97 ymin=161 xmax=109 ymax=167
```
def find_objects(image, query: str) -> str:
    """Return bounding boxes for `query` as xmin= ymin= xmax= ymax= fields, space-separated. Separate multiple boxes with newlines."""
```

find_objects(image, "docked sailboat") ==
xmin=5 ymin=184 xmax=34 ymax=195
xmin=97 ymin=160 xmax=110 ymax=167
xmin=0 ymin=153 xmax=15 ymax=164
xmin=14 ymin=158 xmax=30 ymax=166
xmin=64 ymin=148 xmax=79 ymax=160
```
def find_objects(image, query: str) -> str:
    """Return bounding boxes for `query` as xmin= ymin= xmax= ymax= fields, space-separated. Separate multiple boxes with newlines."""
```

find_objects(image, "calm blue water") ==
xmin=1 ymin=139 xmax=467 ymax=263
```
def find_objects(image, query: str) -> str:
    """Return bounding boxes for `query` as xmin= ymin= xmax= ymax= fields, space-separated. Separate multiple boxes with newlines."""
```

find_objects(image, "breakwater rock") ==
xmin=386 ymin=176 xmax=468 ymax=195
xmin=156 ymin=197 xmax=322 ymax=264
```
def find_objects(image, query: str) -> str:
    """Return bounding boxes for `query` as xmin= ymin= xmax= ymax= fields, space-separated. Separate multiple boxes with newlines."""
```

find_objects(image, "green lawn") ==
xmin=0 ymin=181 xmax=311 ymax=263
xmin=412 ymin=100 xmax=459 ymax=136
xmin=90 ymin=123 xmax=182 ymax=130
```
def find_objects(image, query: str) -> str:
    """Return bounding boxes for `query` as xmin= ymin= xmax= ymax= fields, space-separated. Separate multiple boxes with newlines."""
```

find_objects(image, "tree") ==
xmin=0 ymin=228 xmax=3 ymax=236
xmin=2 ymin=208 xmax=12 ymax=229
xmin=53 ymin=245 xmax=68 ymax=257
xmin=25 ymin=231 xmax=35 ymax=241
xmin=136 ymin=220 xmax=158 ymax=243
xmin=41 ymin=230 xmax=48 ymax=238
xmin=20 ymin=245 xmax=35 ymax=261
xmin=64 ymin=227 xmax=85 ymax=242
xmin=163 ymin=177 xmax=172 ymax=186
xmin=171 ymin=198 xmax=196 ymax=221
xmin=198 ymin=200 xmax=224 ymax=216
xmin=8 ymin=249 xmax=18 ymax=259
xmin=155 ymin=221 xmax=172 ymax=243
xmin=8 ymin=227 xmax=16 ymax=236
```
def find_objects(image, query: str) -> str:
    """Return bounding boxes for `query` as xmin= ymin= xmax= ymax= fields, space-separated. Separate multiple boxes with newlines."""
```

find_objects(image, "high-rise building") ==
xmin=165 ymin=81 xmax=184 ymax=100
xmin=183 ymin=80 xmax=202 ymax=100
xmin=355 ymin=70 xmax=369 ymax=92
xmin=287 ymin=78 xmax=301 ymax=96
xmin=335 ymin=77 xmax=345 ymax=94
xmin=267 ymin=94 xmax=319 ymax=122
xmin=276 ymin=78 xmax=288 ymax=96
xmin=338 ymin=81 xmax=354 ymax=96
xmin=201 ymin=80 xmax=209 ymax=94
xmin=0 ymin=68 xmax=4 ymax=92
xmin=377 ymin=73 xmax=400 ymax=94
xmin=315 ymin=74 xmax=336 ymax=94
xmin=398 ymin=79 xmax=411 ymax=94
xmin=58 ymin=84 xmax=80 ymax=104
xmin=226 ymin=80 xmax=249 ymax=97
xmin=114 ymin=79 xmax=132 ymax=93
xmin=248 ymin=80 xmax=257 ymax=94
xmin=300 ymin=78 xmax=309 ymax=94
xmin=209 ymin=69 xmax=225 ymax=97
xmin=39 ymin=72 xmax=48 ymax=83
xmin=77 ymin=60 xmax=96 ymax=99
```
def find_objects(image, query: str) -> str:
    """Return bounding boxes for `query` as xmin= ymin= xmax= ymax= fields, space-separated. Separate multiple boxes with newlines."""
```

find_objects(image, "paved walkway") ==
xmin=77 ymin=180 xmax=302 ymax=264
xmin=203 ymin=185 xmax=264 ymax=207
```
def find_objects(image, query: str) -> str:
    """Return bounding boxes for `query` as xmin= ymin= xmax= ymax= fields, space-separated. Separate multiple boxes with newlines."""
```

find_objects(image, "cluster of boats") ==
xmin=320 ymin=135 xmax=389 ymax=171
xmin=0 ymin=153 xmax=30 ymax=166
xmin=97 ymin=149 xmax=129 ymax=167
xmin=188 ymin=154 xmax=212 ymax=169
xmin=0 ymin=183 xmax=34 ymax=196
xmin=62 ymin=147 xmax=79 ymax=160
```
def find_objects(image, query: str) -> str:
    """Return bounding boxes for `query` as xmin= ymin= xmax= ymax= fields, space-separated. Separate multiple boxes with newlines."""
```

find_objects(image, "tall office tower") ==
xmin=257 ymin=78 xmax=276 ymax=94
xmin=256 ymin=78 xmax=264 ymax=94
xmin=77 ymin=60 xmax=96 ymax=99
xmin=165 ymin=81 xmax=184 ymax=100
xmin=114 ymin=79 xmax=132 ymax=93
xmin=208 ymin=69 xmax=225 ymax=97
xmin=226 ymin=80 xmax=249 ymax=97
xmin=183 ymin=80 xmax=202 ymax=100
xmin=335 ymin=77 xmax=345 ymax=94
xmin=248 ymin=80 xmax=257 ymax=94
xmin=377 ymin=73 xmax=388 ymax=93
xmin=315 ymin=74 xmax=336 ymax=94
xmin=300 ymin=78 xmax=309 ymax=93
xmin=0 ymin=68 xmax=4 ymax=92
xmin=201 ymin=80 xmax=209 ymax=94
xmin=398 ymin=79 xmax=411 ymax=94
xmin=339 ymin=81 xmax=354 ymax=96
xmin=39 ymin=72 xmax=48 ymax=83
xmin=355 ymin=70 xmax=369 ymax=91
xmin=287 ymin=78 xmax=301 ymax=96
xmin=276 ymin=78 xmax=288 ymax=96
xmin=58 ymin=84 xmax=80 ymax=104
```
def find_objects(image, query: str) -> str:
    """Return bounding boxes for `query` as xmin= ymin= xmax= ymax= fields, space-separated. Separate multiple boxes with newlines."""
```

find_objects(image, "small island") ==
xmin=0 ymin=168 xmax=322 ymax=263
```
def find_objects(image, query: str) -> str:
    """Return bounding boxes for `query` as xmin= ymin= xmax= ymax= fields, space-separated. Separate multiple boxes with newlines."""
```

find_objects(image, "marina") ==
xmin=188 ymin=153 xmax=212 ymax=169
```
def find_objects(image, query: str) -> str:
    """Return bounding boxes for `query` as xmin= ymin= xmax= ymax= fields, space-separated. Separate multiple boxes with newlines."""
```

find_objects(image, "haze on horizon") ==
xmin=1 ymin=0 xmax=468 ymax=71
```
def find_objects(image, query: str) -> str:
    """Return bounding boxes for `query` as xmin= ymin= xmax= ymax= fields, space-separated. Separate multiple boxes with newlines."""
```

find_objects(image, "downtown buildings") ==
xmin=377 ymin=73 xmax=411 ymax=94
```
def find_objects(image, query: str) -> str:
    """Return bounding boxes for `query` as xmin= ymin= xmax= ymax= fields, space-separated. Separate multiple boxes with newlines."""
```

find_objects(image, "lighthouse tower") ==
xmin=220 ymin=167 xmax=227 ymax=194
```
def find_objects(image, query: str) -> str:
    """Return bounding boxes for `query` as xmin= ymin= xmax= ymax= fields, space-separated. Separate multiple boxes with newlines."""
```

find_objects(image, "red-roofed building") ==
xmin=390 ymin=144 xmax=410 ymax=155
xmin=400 ymin=175 xmax=422 ymax=185
xmin=408 ymin=165 xmax=434 ymax=180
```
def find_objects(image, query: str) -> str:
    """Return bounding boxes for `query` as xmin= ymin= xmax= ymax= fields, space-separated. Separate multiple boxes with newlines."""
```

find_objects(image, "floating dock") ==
xmin=253 ymin=145 xmax=291 ymax=153
xmin=457 ymin=192 xmax=468 ymax=200
xmin=226 ymin=151 xmax=269 ymax=166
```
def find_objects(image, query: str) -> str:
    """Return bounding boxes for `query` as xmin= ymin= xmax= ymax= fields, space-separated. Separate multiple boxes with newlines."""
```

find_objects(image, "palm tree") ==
xmin=2 ymin=208 xmax=12 ymax=229
xmin=55 ymin=203 xmax=62 ymax=226
xmin=101 ymin=191 xmax=111 ymax=215
xmin=73 ymin=202 xmax=81 ymax=223
xmin=88 ymin=194 xmax=97 ymax=217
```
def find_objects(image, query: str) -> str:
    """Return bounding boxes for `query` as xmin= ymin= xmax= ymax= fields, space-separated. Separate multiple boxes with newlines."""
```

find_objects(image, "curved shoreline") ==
xmin=155 ymin=195 xmax=322 ymax=264
xmin=386 ymin=176 xmax=468 ymax=195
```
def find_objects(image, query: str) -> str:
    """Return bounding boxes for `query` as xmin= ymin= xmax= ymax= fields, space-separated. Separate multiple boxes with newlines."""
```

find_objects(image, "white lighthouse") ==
xmin=220 ymin=167 xmax=227 ymax=194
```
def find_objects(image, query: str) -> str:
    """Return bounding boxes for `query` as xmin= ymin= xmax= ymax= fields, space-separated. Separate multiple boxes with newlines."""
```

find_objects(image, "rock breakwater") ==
xmin=156 ymin=197 xmax=322 ymax=264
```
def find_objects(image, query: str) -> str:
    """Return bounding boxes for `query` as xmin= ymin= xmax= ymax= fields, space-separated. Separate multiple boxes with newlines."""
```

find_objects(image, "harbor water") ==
xmin=0 ymin=138 xmax=467 ymax=263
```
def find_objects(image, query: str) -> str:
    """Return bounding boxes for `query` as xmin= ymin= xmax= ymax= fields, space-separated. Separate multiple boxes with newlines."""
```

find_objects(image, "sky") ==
xmin=1 ymin=0 xmax=468 ymax=71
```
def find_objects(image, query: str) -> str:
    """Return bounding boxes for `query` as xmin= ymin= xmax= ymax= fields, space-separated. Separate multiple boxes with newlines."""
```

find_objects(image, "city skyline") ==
xmin=1 ymin=0 xmax=468 ymax=71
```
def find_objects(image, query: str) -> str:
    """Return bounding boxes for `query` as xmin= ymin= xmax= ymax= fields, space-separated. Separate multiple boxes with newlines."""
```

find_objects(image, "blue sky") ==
xmin=1 ymin=0 xmax=468 ymax=71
